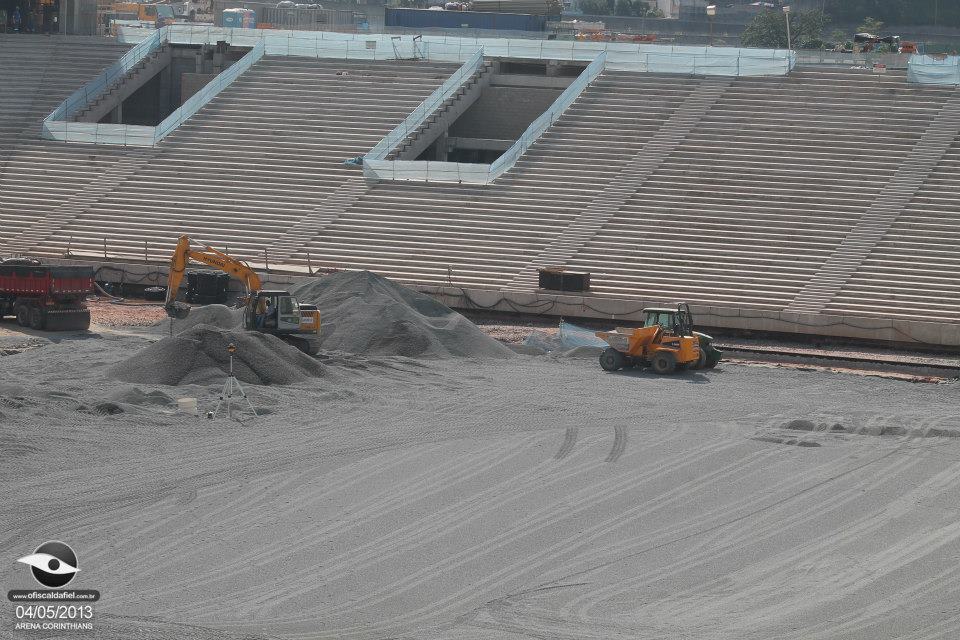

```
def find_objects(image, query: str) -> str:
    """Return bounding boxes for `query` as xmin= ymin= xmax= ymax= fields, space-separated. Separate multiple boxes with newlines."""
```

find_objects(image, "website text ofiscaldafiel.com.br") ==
xmin=7 ymin=590 xmax=99 ymax=601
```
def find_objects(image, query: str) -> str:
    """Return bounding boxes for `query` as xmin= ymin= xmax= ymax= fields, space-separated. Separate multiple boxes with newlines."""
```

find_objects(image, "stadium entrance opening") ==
xmin=71 ymin=41 xmax=251 ymax=126
xmin=394 ymin=58 xmax=587 ymax=164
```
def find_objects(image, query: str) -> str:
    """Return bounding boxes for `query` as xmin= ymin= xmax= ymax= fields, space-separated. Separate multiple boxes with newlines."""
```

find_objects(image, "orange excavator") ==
xmin=164 ymin=235 xmax=321 ymax=355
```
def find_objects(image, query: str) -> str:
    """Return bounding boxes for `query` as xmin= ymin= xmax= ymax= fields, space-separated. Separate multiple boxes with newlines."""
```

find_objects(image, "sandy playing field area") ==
xmin=2 ymin=276 xmax=959 ymax=640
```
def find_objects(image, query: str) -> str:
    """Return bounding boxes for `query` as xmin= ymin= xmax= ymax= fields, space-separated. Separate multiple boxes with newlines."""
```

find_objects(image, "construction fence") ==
xmin=908 ymin=55 xmax=960 ymax=85
xmin=118 ymin=24 xmax=796 ymax=76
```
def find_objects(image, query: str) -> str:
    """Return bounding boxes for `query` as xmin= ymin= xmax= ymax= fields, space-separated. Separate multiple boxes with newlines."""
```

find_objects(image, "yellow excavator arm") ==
xmin=164 ymin=235 xmax=262 ymax=316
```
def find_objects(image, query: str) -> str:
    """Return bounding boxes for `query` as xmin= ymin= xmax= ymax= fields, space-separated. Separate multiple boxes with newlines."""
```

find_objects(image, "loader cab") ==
xmin=248 ymin=290 xmax=301 ymax=333
xmin=642 ymin=304 xmax=694 ymax=337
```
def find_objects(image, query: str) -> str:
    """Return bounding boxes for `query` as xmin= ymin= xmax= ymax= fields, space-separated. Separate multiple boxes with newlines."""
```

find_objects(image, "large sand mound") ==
xmin=290 ymin=271 xmax=513 ymax=359
xmin=109 ymin=325 xmax=325 ymax=386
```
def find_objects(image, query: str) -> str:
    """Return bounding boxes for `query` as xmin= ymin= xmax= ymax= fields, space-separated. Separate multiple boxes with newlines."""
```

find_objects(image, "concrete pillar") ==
xmin=110 ymin=102 xmax=123 ymax=124
xmin=546 ymin=59 xmax=560 ymax=77
xmin=435 ymin=131 xmax=449 ymax=161
xmin=159 ymin=64 xmax=172 ymax=116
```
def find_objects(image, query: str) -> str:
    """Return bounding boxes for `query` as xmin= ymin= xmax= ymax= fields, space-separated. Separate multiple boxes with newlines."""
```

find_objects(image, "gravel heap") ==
xmin=291 ymin=271 xmax=513 ymax=359
xmin=109 ymin=325 xmax=326 ymax=386
xmin=172 ymin=304 xmax=244 ymax=333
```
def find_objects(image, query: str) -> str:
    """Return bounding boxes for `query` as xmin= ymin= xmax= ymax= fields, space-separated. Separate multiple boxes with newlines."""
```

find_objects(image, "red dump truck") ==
xmin=0 ymin=259 xmax=94 ymax=331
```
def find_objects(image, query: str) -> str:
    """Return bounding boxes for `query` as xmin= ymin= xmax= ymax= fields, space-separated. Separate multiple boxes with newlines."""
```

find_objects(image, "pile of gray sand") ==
xmin=171 ymin=304 xmax=243 ymax=333
xmin=290 ymin=271 xmax=513 ymax=359
xmin=109 ymin=325 xmax=325 ymax=386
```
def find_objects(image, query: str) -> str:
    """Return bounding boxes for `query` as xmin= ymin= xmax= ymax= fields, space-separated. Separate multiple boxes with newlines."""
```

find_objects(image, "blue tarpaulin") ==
xmin=558 ymin=321 xmax=607 ymax=349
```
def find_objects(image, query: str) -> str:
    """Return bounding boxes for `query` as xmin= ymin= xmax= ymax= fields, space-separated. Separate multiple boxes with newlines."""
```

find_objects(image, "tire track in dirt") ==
xmin=77 ymin=443 xmax=440 ymax=576
xmin=158 ymin=435 xmax=546 ymax=611
xmin=210 ymin=428 xmax=703 ymax=631
xmin=210 ymin=428 xmax=669 ymax=617
xmin=605 ymin=426 xmax=626 ymax=463
xmin=475 ymin=449 xmax=923 ymax=639
xmin=557 ymin=449 xmax=933 ymax=636
xmin=244 ymin=429 xmax=625 ymax=615
xmin=300 ymin=438 xmax=753 ymax=637
xmin=554 ymin=427 xmax=578 ymax=460
xmin=560 ymin=447 xmax=922 ymax=623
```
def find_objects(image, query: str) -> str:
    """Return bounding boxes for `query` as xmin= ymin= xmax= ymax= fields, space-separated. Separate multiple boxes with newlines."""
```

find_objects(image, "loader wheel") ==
xmin=29 ymin=307 xmax=44 ymax=330
xmin=15 ymin=305 xmax=29 ymax=327
xmin=693 ymin=349 xmax=707 ymax=370
xmin=705 ymin=348 xmax=722 ymax=369
xmin=651 ymin=351 xmax=677 ymax=375
xmin=599 ymin=347 xmax=626 ymax=372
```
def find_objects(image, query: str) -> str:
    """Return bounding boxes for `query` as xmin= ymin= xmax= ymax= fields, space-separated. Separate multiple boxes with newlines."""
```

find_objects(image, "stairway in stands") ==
xmin=267 ymin=176 xmax=370 ymax=263
xmin=503 ymin=79 xmax=731 ymax=291
xmin=0 ymin=36 xmax=132 ymax=245
xmin=559 ymin=67 xmax=955 ymax=310
xmin=386 ymin=60 xmax=493 ymax=160
xmin=290 ymin=71 xmax=708 ymax=287
xmin=0 ymin=36 xmax=129 ymax=156
xmin=1 ymin=148 xmax=158 ymax=256
xmin=56 ymin=56 xmax=459 ymax=261
xmin=785 ymin=92 xmax=960 ymax=315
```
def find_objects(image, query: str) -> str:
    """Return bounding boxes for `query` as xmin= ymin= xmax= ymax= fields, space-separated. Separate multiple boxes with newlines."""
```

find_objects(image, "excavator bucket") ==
xmin=165 ymin=301 xmax=191 ymax=320
xmin=44 ymin=309 xmax=91 ymax=331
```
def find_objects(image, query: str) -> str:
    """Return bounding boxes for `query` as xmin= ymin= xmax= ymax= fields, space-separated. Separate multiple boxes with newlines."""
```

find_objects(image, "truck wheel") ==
xmin=15 ymin=305 xmax=29 ymax=327
xmin=29 ymin=307 xmax=44 ymax=330
xmin=651 ymin=351 xmax=677 ymax=374
xmin=599 ymin=347 xmax=626 ymax=372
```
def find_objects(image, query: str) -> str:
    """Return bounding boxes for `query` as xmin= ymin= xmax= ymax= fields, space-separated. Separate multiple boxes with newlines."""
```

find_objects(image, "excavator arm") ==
xmin=164 ymin=235 xmax=262 ymax=317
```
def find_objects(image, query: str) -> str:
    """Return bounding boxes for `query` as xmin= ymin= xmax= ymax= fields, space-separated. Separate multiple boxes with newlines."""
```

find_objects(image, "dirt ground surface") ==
xmin=2 ymin=313 xmax=960 ymax=640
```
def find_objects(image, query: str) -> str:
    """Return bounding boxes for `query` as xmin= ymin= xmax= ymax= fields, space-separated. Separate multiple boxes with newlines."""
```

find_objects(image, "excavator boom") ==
xmin=162 ymin=235 xmax=321 ymax=355
xmin=165 ymin=235 xmax=262 ymax=316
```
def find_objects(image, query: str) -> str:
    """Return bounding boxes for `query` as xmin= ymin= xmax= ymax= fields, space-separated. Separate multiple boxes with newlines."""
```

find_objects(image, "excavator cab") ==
xmin=247 ymin=291 xmax=303 ymax=332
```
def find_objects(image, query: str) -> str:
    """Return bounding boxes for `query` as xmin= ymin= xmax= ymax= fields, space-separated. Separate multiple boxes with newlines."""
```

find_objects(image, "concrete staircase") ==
xmin=387 ymin=60 xmax=493 ymax=160
xmin=558 ymin=68 xmax=955 ymax=310
xmin=5 ymin=41 xmax=960 ymax=327
xmin=0 ymin=36 xmax=128 ymax=156
xmin=0 ymin=36 xmax=134 ymax=243
xmin=267 ymin=175 xmax=370 ymax=263
xmin=503 ymin=79 xmax=731 ymax=291
xmin=1 ymin=148 xmax=158 ymax=255
xmin=293 ymin=71 xmax=709 ymax=287
xmin=72 ymin=44 xmax=170 ymax=123
xmin=785 ymin=92 xmax=960 ymax=314
xmin=52 ymin=56 xmax=459 ymax=261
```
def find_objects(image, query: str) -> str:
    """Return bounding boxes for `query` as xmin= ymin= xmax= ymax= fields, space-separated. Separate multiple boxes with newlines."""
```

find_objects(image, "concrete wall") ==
xmin=119 ymin=74 xmax=164 ymax=125
xmin=449 ymin=84 xmax=562 ymax=140
xmin=181 ymin=72 xmax=217 ymax=103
